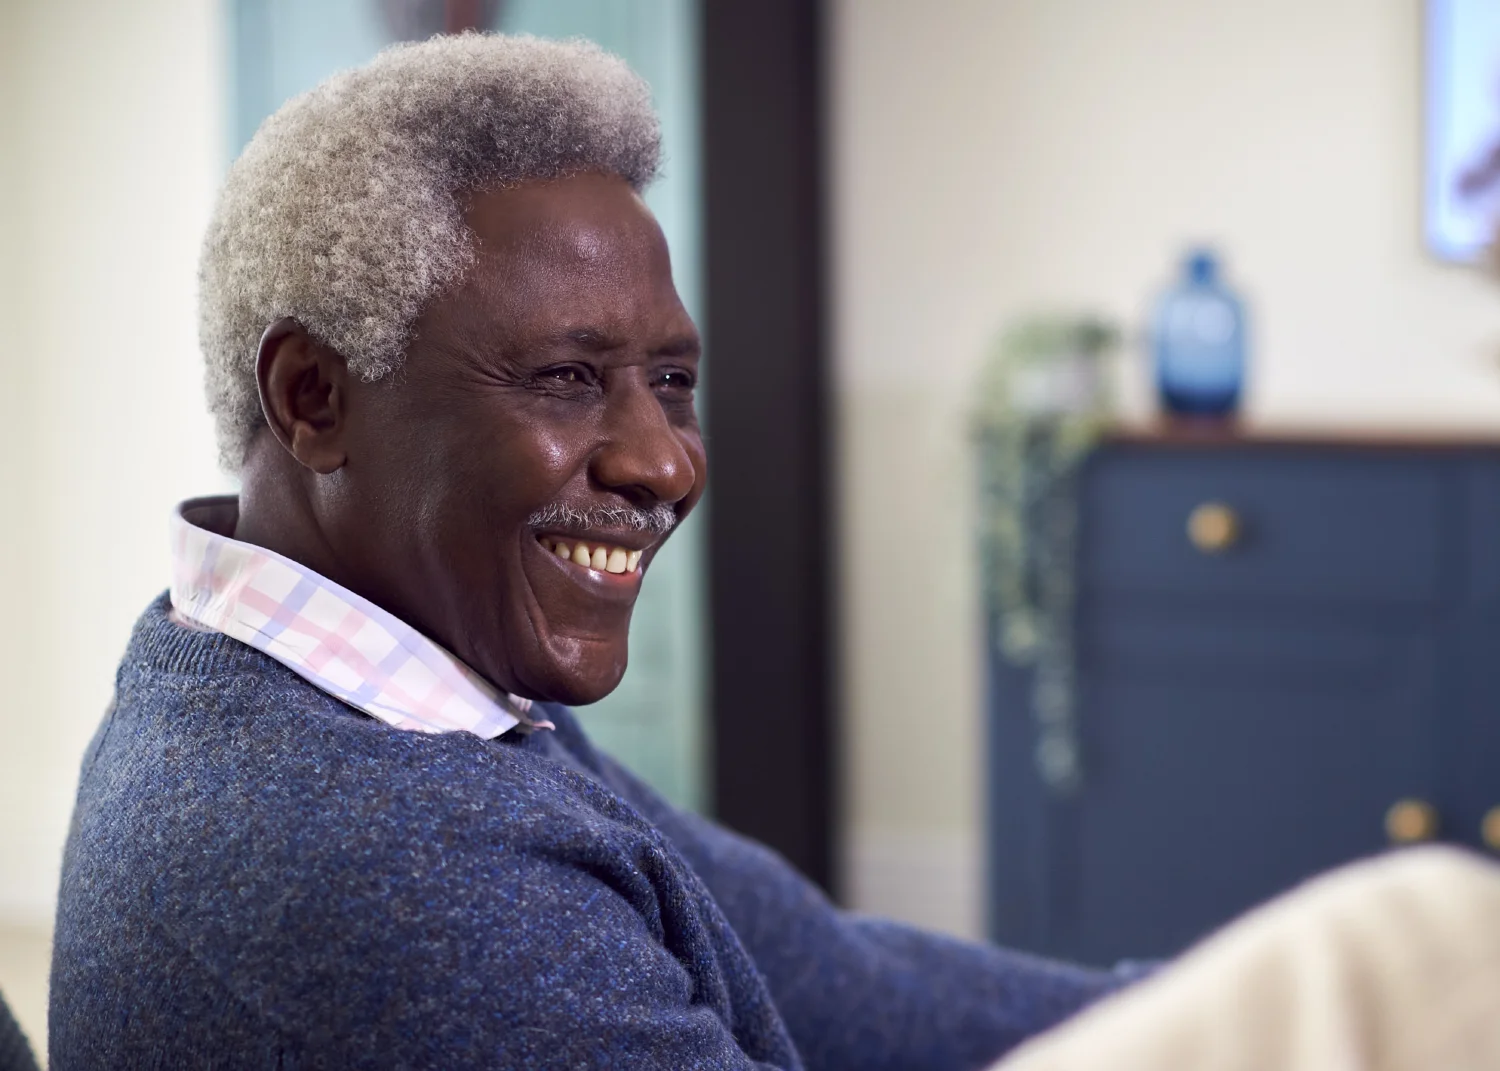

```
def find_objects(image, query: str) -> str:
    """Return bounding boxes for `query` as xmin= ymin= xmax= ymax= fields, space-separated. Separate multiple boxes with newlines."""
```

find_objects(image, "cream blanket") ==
xmin=996 ymin=846 xmax=1500 ymax=1071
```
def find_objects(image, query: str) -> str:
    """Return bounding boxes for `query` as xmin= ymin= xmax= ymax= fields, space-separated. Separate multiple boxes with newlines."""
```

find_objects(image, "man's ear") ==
xmin=254 ymin=318 xmax=350 ymax=475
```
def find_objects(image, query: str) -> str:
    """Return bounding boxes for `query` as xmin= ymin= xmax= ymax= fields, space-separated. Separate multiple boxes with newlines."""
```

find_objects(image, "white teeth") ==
xmin=541 ymin=536 xmax=644 ymax=575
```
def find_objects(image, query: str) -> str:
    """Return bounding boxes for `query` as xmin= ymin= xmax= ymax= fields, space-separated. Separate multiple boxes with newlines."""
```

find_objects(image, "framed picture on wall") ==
xmin=1425 ymin=0 xmax=1500 ymax=262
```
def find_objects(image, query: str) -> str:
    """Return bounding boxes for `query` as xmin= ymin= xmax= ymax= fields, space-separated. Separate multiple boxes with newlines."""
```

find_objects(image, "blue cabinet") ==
xmin=988 ymin=433 xmax=1500 ymax=964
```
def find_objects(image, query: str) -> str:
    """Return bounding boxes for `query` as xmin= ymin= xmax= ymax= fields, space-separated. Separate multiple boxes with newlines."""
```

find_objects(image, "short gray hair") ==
xmin=199 ymin=33 xmax=662 ymax=468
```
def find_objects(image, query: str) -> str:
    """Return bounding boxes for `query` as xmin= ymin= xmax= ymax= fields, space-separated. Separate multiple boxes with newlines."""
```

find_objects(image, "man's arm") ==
xmin=58 ymin=840 xmax=802 ymax=1070
xmin=586 ymin=748 xmax=1124 ymax=1071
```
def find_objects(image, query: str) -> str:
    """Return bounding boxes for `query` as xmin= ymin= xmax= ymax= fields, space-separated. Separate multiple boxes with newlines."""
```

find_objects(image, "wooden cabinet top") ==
xmin=1107 ymin=418 xmax=1500 ymax=452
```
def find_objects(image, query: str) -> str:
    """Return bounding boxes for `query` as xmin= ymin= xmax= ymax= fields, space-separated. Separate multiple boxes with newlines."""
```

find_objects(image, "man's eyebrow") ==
xmin=559 ymin=327 xmax=701 ymax=358
xmin=563 ymin=327 xmax=620 ymax=350
xmin=654 ymin=335 xmax=701 ymax=359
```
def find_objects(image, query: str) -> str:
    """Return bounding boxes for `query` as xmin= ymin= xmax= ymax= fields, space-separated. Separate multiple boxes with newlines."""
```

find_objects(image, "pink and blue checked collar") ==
xmin=169 ymin=496 xmax=551 ymax=739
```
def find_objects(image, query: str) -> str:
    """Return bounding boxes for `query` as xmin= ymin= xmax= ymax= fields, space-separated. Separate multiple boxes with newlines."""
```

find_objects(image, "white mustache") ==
xmin=526 ymin=502 xmax=678 ymax=536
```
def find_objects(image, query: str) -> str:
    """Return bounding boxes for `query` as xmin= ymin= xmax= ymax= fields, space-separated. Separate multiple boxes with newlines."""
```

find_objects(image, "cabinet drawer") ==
xmin=1080 ymin=448 xmax=1448 ymax=607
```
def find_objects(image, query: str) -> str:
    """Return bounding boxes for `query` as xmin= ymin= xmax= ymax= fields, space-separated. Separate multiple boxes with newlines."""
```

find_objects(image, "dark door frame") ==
xmin=702 ymin=0 xmax=836 ymax=893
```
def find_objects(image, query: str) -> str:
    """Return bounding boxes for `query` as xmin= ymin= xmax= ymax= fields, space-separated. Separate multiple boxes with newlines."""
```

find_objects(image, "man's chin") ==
xmin=511 ymin=644 xmax=628 ymax=707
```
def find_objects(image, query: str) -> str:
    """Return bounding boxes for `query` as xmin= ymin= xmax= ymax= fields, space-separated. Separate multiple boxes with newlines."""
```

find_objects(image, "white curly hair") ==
xmin=199 ymin=32 xmax=662 ymax=468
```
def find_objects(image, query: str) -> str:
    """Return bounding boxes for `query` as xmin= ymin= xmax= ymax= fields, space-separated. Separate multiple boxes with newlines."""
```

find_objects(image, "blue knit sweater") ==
xmin=51 ymin=596 xmax=1119 ymax=1069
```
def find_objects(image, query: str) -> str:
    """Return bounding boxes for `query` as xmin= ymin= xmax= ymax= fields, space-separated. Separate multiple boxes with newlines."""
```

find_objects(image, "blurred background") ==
xmin=5 ymin=0 xmax=1500 ymax=1059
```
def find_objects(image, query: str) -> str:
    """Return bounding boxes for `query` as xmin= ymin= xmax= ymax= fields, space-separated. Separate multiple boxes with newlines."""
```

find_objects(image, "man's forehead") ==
xmin=435 ymin=173 xmax=690 ymax=340
xmin=462 ymin=173 xmax=662 ymax=263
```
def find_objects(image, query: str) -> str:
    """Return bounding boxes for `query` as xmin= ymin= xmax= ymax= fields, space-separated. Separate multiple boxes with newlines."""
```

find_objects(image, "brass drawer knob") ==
xmin=1187 ymin=502 xmax=1241 ymax=554
xmin=1385 ymin=798 xmax=1439 ymax=844
xmin=1482 ymin=807 xmax=1500 ymax=852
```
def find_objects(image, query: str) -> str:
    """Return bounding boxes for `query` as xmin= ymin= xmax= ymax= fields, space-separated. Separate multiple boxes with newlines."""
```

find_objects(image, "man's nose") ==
xmin=590 ymin=380 xmax=697 ymax=505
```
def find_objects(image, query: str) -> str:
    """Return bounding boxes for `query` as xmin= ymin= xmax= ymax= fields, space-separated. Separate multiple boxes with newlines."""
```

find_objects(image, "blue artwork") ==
xmin=1426 ymin=0 xmax=1500 ymax=262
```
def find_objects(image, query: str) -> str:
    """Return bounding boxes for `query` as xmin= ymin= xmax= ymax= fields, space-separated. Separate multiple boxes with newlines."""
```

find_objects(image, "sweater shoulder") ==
xmin=69 ymin=596 xmax=671 ymax=931
xmin=53 ymin=598 xmax=804 ymax=1069
xmin=102 ymin=594 xmax=617 ymax=822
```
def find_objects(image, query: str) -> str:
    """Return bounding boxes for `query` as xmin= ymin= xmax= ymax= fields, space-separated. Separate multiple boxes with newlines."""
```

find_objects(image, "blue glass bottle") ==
xmin=1153 ymin=249 xmax=1246 ymax=416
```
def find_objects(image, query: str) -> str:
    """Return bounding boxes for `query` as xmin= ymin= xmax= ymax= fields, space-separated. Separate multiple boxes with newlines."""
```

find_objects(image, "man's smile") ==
xmin=525 ymin=501 xmax=679 ymax=592
xmin=536 ymin=534 xmax=644 ymax=576
xmin=522 ymin=529 xmax=652 ymax=609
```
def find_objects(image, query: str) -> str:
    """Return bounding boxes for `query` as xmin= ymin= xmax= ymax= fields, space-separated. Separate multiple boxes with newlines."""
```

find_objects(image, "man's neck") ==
xmin=233 ymin=433 xmax=349 ymax=591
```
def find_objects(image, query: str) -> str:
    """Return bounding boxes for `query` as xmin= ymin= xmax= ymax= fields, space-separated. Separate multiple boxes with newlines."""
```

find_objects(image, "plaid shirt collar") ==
xmin=169 ymin=495 xmax=551 ymax=738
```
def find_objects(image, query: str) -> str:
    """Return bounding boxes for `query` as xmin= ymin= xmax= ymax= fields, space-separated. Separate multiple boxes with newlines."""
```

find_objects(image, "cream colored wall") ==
xmin=0 ymin=0 xmax=226 ymax=929
xmin=5 ymin=0 xmax=1499 ymax=957
xmin=832 ymin=0 xmax=1500 ymax=937
xmin=0 ymin=0 xmax=35 ymax=926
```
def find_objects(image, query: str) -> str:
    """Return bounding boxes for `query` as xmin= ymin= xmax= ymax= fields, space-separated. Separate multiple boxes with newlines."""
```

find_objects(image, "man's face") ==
xmin=331 ymin=173 xmax=705 ymax=704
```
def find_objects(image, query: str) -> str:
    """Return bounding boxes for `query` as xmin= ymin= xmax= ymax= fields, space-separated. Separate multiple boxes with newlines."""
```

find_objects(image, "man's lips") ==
xmin=536 ymin=533 xmax=644 ymax=576
xmin=521 ymin=535 xmax=643 ymax=615
xmin=529 ymin=524 xmax=668 ymax=581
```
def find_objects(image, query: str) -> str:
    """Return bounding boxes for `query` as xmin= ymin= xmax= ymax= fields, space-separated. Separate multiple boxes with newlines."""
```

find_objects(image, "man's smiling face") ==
xmin=326 ymin=172 xmax=705 ymax=704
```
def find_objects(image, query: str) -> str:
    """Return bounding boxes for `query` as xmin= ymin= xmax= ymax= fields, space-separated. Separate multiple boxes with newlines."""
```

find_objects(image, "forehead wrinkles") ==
xmin=494 ymin=210 xmax=664 ymax=289
xmin=459 ymin=227 xmax=679 ymax=342
xmin=433 ymin=177 xmax=683 ymax=347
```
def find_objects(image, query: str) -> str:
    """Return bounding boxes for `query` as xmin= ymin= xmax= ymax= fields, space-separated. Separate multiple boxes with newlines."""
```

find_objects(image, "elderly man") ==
xmin=48 ymin=34 xmax=1124 ymax=1070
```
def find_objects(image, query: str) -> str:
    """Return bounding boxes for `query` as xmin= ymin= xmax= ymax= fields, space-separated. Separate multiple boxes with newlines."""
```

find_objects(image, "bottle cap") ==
xmin=1185 ymin=248 xmax=1218 ymax=283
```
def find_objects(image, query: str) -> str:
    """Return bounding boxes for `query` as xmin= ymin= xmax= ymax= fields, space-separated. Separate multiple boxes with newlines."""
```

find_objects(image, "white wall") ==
xmin=832 ymin=0 xmax=1500 ymax=938
xmin=0 ymin=0 xmax=227 ymax=928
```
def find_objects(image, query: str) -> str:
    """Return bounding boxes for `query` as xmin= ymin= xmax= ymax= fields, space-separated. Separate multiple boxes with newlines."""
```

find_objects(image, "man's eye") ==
xmin=540 ymin=366 xmax=587 ymax=384
xmin=657 ymin=370 xmax=696 ymax=391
